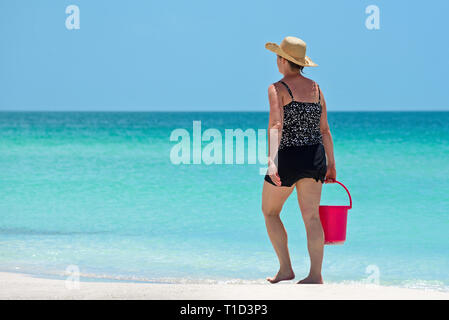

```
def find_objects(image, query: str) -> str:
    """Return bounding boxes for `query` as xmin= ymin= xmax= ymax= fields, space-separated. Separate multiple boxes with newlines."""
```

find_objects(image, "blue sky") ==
xmin=0 ymin=0 xmax=448 ymax=111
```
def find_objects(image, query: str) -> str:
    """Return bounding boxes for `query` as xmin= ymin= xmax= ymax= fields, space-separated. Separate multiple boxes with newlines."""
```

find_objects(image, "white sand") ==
xmin=0 ymin=272 xmax=448 ymax=300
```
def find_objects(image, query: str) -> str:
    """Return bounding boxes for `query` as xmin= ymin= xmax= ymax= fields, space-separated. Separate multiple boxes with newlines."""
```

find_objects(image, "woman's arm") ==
xmin=318 ymin=88 xmax=337 ymax=182
xmin=267 ymin=83 xmax=283 ymax=186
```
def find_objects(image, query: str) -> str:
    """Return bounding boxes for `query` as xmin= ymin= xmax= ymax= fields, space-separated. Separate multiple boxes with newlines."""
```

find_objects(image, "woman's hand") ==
xmin=324 ymin=164 xmax=337 ymax=183
xmin=267 ymin=158 xmax=282 ymax=187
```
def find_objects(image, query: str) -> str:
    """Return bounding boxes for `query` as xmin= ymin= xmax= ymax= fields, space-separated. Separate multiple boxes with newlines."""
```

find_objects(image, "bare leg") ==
xmin=295 ymin=178 xmax=324 ymax=284
xmin=261 ymin=181 xmax=295 ymax=283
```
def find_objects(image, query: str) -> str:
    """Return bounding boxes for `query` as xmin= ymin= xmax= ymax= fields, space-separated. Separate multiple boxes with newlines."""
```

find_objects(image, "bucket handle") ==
xmin=331 ymin=180 xmax=352 ymax=209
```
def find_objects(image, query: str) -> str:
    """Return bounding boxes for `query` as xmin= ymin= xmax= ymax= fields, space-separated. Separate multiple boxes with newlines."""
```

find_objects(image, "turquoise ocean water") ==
xmin=0 ymin=112 xmax=448 ymax=290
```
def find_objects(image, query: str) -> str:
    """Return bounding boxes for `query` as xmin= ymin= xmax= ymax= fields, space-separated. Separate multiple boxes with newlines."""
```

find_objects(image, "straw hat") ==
xmin=265 ymin=36 xmax=317 ymax=67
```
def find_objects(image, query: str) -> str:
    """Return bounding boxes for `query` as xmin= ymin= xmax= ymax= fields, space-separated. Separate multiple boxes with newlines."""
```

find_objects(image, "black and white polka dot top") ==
xmin=277 ymin=80 xmax=323 ymax=150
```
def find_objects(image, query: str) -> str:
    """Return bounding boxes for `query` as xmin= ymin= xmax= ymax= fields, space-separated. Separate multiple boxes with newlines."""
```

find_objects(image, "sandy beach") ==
xmin=0 ymin=272 xmax=448 ymax=300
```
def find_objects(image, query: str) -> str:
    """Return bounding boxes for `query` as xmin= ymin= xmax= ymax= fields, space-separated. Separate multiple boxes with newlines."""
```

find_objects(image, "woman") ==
xmin=262 ymin=36 xmax=337 ymax=284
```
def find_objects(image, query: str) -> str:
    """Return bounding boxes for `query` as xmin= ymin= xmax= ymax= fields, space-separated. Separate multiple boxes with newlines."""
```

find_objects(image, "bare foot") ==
xmin=266 ymin=269 xmax=295 ymax=284
xmin=296 ymin=274 xmax=323 ymax=284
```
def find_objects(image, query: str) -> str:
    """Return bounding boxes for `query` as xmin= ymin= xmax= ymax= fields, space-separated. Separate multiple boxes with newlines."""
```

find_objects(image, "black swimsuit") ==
xmin=264 ymin=80 xmax=327 ymax=187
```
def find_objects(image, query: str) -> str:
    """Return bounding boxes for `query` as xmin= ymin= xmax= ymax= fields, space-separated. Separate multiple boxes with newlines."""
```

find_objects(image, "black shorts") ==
xmin=264 ymin=143 xmax=327 ymax=187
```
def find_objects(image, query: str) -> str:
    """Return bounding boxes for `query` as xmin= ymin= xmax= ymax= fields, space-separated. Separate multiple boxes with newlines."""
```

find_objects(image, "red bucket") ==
xmin=319 ymin=180 xmax=352 ymax=245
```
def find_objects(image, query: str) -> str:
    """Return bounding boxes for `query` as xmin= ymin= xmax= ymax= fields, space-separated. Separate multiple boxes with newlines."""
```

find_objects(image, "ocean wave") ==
xmin=4 ymin=267 xmax=448 ymax=292
xmin=0 ymin=227 xmax=110 ymax=236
